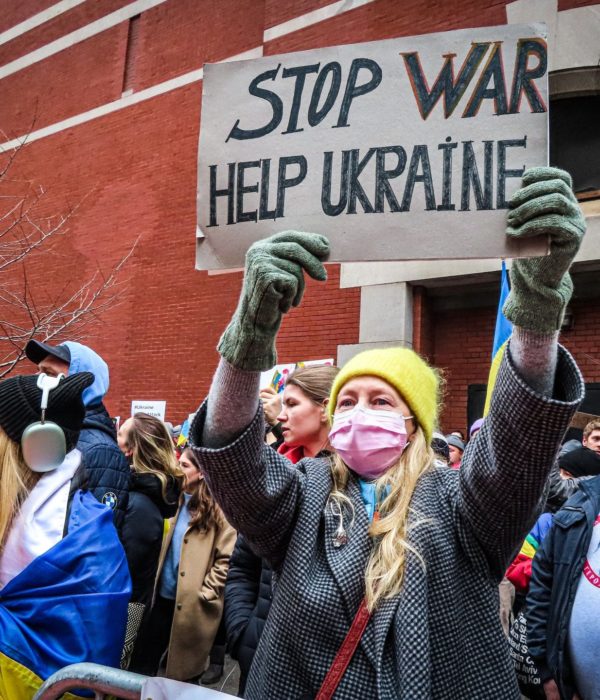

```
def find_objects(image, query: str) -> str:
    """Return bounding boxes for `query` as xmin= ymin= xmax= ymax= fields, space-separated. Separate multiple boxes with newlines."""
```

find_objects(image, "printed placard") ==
xmin=131 ymin=400 xmax=167 ymax=422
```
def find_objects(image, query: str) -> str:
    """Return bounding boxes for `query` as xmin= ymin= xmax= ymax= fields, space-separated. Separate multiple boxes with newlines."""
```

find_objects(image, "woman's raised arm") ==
xmin=191 ymin=231 xmax=329 ymax=567
xmin=457 ymin=167 xmax=586 ymax=578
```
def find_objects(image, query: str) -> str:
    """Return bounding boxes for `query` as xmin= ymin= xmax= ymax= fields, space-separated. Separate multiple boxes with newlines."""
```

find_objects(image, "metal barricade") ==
xmin=33 ymin=662 xmax=145 ymax=700
xmin=33 ymin=663 xmax=238 ymax=700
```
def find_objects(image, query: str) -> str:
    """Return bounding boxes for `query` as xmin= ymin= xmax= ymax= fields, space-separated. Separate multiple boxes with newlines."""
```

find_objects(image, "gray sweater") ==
xmin=191 ymin=342 xmax=583 ymax=699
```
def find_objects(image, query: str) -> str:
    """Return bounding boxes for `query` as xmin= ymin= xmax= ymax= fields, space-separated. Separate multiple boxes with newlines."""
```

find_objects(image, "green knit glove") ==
xmin=503 ymin=167 xmax=586 ymax=332
xmin=218 ymin=231 xmax=330 ymax=371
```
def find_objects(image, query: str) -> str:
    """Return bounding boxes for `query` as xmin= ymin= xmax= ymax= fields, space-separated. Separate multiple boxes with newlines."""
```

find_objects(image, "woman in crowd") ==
xmin=225 ymin=364 xmax=338 ymax=696
xmin=117 ymin=412 xmax=183 ymax=664
xmin=276 ymin=364 xmax=339 ymax=462
xmin=0 ymin=373 xmax=130 ymax=698
xmin=445 ymin=433 xmax=464 ymax=469
xmin=130 ymin=447 xmax=235 ymax=682
xmin=191 ymin=168 xmax=586 ymax=699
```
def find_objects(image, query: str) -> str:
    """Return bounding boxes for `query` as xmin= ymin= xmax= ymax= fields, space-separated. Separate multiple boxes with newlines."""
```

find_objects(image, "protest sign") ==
xmin=131 ymin=400 xmax=167 ymax=421
xmin=260 ymin=359 xmax=335 ymax=393
xmin=197 ymin=23 xmax=549 ymax=270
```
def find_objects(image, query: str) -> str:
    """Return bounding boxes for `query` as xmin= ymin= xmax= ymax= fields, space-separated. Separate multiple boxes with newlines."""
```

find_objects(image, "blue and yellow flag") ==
xmin=177 ymin=418 xmax=190 ymax=447
xmin=0 ymin=491 xmax=131 ymax=699
xmin=484 ymin=261 xmax=513 ymax=415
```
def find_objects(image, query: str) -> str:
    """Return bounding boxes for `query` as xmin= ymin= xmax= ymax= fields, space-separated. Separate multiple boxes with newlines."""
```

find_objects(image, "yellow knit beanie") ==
xmin=328 ymin=347 xmax=440 ymax=443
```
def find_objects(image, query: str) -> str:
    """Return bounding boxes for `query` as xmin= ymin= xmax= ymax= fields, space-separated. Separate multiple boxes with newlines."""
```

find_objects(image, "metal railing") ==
xmin=33 ymin=662 xmax=145 ymax=700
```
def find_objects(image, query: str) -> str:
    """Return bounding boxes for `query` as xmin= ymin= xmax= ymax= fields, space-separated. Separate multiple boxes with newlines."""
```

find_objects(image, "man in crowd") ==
xmin=583 ymin=418 xmax=600 ymax=455
xmin=527 ymin=470 xmax=600 ymax=700
xmin=25 ymin=339 xmax=130 ymax=532
xmin=557 ymin=418 xmax=600 ymax=480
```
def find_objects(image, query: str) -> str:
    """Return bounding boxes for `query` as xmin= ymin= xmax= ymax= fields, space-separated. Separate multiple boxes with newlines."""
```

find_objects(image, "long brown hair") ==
xmin=181 ymin=448 xmax=224 ymax=532
xmin=286 ymin=364 xmax=339 ymax=404
xmin=126 ymin=413 xmax=184 ymax=502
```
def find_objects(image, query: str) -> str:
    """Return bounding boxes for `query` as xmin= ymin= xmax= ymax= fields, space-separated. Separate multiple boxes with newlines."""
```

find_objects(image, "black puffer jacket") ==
xmin=77 ymin=403 xmax=130 ymax=531
xmin=224 ymin=534 xmax=273 ymax=696
xmin=121 ymin=473 xmax=180 ymax=607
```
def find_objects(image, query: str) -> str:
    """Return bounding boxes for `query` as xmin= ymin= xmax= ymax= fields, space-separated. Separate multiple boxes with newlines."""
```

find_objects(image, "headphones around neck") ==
xmin=21 ymin=373 xmax=67 ymax=472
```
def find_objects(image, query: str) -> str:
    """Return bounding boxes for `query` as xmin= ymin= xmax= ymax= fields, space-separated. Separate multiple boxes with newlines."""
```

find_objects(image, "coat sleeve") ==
xmin=121 ymin=496 xmax=163 ymax=583
xmin=200 ymin=518 xmax=237 ymax=602
xmin=525 ymin=527 xmax=556 ymax=683
xmin=456 ymin=343 xmax=583 ymax=580
xmin=190 ymin=401 xmax=305 ymax=570
xmin=224 ymin=535 xmax=263 ymax=655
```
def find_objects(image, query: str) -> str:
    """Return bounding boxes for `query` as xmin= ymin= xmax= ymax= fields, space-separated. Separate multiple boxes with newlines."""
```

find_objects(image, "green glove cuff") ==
xmin=503 ymin=266 xmax=573 ymax=332
xmin=218 ymin=305 xmax=279 ymax=371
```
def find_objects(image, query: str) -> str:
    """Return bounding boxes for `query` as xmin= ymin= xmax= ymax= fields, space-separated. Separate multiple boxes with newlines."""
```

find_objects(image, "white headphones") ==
xmin=21 ymin=373 xmax=67 ymax=472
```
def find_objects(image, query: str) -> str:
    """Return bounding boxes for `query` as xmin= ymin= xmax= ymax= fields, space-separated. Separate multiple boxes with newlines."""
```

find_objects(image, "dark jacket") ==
xmin=121 ymin=473 xmax=180 ymax=607
xmin=192 ymin=346 xmax=583 ymax=700
xmin=77 ymin=403 xmax=130 ymax=531
xmin=527 ymin=475 xmax=600 ymax=699
xmin=224 ymin=535 xmax=273 ymax=695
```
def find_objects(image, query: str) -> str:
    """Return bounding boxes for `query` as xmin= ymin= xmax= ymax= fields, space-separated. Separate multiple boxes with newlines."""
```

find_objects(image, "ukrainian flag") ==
xmin=483 ymin=261 xmax=513 ymax=415
xmin=0 ymin=491 xmax=131 ymax=699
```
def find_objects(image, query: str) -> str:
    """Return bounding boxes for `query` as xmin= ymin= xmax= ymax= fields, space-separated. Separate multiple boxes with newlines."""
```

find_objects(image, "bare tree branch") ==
xmin=0 ymin=137 xmax=137 ymax=376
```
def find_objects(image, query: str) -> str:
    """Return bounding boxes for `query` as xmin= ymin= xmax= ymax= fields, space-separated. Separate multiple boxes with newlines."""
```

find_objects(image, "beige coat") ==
xmin=155 ymin=505 xmax=236 ymax=681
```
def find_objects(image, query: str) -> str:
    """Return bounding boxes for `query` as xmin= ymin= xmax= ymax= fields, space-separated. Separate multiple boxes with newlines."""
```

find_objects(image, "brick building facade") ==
xmin=0 ymin=0 xmax=598 ymax=433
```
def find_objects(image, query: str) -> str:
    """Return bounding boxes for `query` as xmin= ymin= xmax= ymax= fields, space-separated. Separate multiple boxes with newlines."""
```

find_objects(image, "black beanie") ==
xmin=0 ymin=372 xmax=94 ymax=452
xmin=559 ymin=446 xmax=600 ymax=479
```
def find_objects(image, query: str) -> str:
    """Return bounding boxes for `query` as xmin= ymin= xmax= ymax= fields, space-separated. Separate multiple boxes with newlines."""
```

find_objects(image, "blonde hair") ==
xmin=329 ymin=426 xmax=434 ymax=611
xmin=126 ymin=413 xmax=184 ymax=503
xmin=0 ymin=429 xmax=39 ymax=552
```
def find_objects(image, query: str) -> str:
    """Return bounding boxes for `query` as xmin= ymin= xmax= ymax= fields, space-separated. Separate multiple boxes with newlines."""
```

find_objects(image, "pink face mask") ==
xmin=329 ymin=406 xmax=412 ymax=479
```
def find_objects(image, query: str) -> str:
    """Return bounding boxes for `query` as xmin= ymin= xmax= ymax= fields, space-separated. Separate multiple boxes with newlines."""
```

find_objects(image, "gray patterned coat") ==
xmin=191 ymin=347 xmax=583 ymax=699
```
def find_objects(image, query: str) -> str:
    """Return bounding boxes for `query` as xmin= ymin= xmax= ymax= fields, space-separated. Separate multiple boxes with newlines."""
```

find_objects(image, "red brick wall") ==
xmin=0 ymin=0 xmax=595 ymax=426
xmin=0 ymin=24 xmax=128 ymax=136
xmin=0 ymin=0 xmax=129 ymax=64
xmin=427 ymin=297 xmax=600 ymax=436
xmin=412 ymin=286 xmax=435 ymax=362
xmin=431 ymin=306 xmax=496 ymax=435
xmin=0 ymin=1 xmax=54 ymax=33
xmin=561 ymin=300 xmax=600 ymax=384
xmin=558 ymin=0 xmax=599 ymax=9
xmin=135 ymin=0 xmax=264 ymax=92
xmin=265 ymin=0 xmax=507 ymax=54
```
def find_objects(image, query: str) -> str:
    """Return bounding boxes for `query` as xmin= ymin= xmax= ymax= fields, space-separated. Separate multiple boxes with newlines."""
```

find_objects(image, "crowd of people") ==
xmin=0 ymin=166 xmax=597 ymax=700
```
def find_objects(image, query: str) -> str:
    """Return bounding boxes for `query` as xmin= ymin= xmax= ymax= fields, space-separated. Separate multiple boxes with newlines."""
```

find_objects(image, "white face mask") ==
xmin=329 ymin=406 xmax=412 ymax=479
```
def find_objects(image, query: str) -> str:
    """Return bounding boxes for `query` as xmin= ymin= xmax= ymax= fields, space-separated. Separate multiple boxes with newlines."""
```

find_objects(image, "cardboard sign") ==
xmin=131 ymin=400 xmax=167 ymax=421
xmin=570 ymin=412 xmax=600 ymax=430
xmin=197 ymin=23 xmax=549 ymax=270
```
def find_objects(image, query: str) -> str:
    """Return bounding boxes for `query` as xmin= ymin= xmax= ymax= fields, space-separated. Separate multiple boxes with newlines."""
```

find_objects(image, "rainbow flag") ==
xmin=0 ymin=491 xmax=131 ymax=699
xmin=484 ymin=261 xmax=513 ymax=415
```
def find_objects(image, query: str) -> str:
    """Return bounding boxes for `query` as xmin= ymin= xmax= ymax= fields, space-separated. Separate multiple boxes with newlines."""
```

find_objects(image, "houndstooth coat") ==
xmin=192 ymin=346 xmax=583 ymax=699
